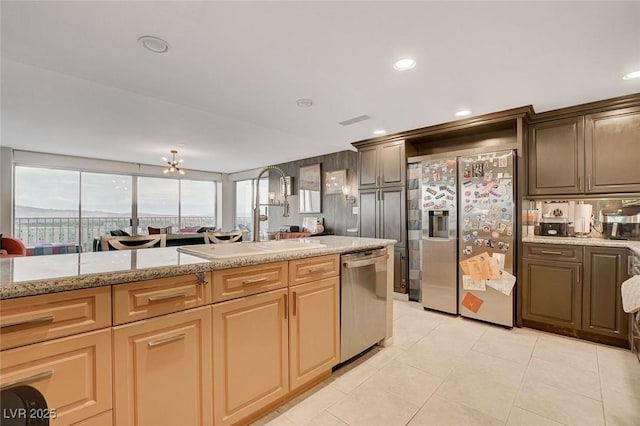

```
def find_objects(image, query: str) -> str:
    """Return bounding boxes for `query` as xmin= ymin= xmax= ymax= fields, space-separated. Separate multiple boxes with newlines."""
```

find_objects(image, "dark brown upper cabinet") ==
xmin=528 ymin=106 xmax=640 ymax=196
xmin=357 ymin=140 xmax=405 ymax=189
xmin=585 ymin=107 xmax=640 ymax=194
xmin=528 ymin=117 xmax=584 ymax=195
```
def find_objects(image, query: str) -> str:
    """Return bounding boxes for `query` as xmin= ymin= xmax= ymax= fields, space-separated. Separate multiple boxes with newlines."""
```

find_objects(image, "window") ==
xmin=138 ymin=177 xmax=179 ymax=232
xmin=14 ymin=166 xmax=218 ymax=251
xmin=235 ymin=176 xmax=269 ymax=241
xmin=14 ymin=166 xmax=80 ymax=247
xmin=180 ymin=179 xmax=216 ymax=230
xmin=81 ymin=172 xmax=132 ymax=249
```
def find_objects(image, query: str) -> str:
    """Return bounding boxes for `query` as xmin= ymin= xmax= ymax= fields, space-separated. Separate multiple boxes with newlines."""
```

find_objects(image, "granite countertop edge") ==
xmin=0 ymin=237 xmax=396 ymax=300
xmin=522 ymin=236 xmax=640 ymax=260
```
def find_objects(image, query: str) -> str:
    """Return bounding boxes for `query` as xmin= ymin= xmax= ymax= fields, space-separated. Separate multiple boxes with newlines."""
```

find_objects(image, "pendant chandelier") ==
xmin=162 ymin=150 xmax=185 ymax=175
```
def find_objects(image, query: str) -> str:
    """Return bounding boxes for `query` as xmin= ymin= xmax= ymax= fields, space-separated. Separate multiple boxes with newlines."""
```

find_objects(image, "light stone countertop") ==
xmin=0 ymin=236 xmax=395 ymax=299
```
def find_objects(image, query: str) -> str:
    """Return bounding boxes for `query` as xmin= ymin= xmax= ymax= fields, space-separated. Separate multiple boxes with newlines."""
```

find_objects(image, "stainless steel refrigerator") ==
xmin=458 ymin=150 xmax=515 ymax=327
xmin=419 ymin=157 xmax=458 ymax=314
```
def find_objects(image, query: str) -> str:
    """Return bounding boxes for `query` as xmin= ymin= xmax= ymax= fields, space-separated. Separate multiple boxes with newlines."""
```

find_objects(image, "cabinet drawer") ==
xmin=72 ymin=410 xmax=113 ymax=426
xmin=212 ymin=261 xmax=288 ymax=303
xmin=0 ymin=329 xmax=112 ymax=425
xmin=113 ymin=273 xmax=211 ymax=325
xmin=0 ymin=287 xmax=111 ymax=350
xmin=523 ymin=243 xmax=583 ymax=262
xmin=289 ymin=255 xmax=340 ymax=287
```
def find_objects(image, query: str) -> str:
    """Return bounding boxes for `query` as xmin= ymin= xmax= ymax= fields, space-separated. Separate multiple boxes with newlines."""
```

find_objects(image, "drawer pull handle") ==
xmin=309 ymin=267 xmax=331 ymax=273
xmin=1 ymin=315 xmax=55 ymax=329
xmin=148 ymin=333 xmax=186 ymax=348
xmin=1 ymin=370 xmax=54 ymax=390
xmin=195 ymin=272 xmax=207 ymax=285
xmin=243 ymin=277 xmax=269 ymax=284
xmin=148 ymin=291 xmax=187 ymax=302
xmin=540 ymin=251 xmax=563 ymax=255
xmin=284 ymin=294 xmax=288 ymax=320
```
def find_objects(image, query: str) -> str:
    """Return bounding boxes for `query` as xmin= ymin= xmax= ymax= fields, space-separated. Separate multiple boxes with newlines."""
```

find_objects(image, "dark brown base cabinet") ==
xmin=583 ymin=247 xmax=629 ymax=340
xmin=522 ymin=243 xmax=630 ymax=347
xmin=522 ymin=258 xmax=582 ymax=329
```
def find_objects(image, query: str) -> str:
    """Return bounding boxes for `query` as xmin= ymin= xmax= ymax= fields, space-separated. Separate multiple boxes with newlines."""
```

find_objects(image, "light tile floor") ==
xmin=252 ymin=299 xmax=640 ymax=426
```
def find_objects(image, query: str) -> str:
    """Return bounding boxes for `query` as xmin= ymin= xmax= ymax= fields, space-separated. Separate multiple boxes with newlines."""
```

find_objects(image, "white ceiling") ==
xmin=2 ymin=1 xmax=640 ymax=173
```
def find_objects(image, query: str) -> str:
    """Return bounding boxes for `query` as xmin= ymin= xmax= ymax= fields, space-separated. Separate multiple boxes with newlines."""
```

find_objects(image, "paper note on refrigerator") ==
xmin=461 ymin=292 xmax=484 ymax=313
xmin=486 ymin=270 xmax=517 ymax=296
xmin=462 ymin=275 xmax=486 ymax=291
xmin=459 ymin=252 xmax=499 ymax=280
xmin=492 ymin=253 xmax=506 ymax=270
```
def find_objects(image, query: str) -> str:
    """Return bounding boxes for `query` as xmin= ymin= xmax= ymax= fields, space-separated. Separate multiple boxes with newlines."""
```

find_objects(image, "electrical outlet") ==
xmin=352 ymin=206 xmax=359 ymax=215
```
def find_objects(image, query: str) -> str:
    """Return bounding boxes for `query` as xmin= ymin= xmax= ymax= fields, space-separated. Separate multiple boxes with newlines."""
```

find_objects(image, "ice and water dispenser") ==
xmin=428 ymin=210 xmax=450 ymax=239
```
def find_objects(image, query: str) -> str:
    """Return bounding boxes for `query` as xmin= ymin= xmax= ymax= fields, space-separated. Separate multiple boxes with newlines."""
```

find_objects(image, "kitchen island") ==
xmin=0 ymin=236 xmax=395 ymax=426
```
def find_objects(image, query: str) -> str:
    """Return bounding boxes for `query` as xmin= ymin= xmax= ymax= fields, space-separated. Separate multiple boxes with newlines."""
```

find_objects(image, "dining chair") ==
xmin=203 ymin=230 xmax=245 ymax=244
xmin=100 ymin=235 xmax=167 ymax=251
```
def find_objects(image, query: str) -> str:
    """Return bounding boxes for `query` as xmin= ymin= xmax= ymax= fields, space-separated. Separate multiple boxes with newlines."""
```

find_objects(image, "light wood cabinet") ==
xmin=288 ymin=254 xmax=339 ymax=286
xmin=112 ymin=272 xmax=211 ymax=325
xmin=0 ymin=329 xmax=112 ymax=425
xmin=0 ymin=286 xmax=111 ymax=350
xmin=289 ymin=276 xmax=340 ymax=391
xmin=212 ymin=288 xmax=289 ymax=426
xmin=527 ymin=106 xmax=640 ymax=196
xmin=71 ymin=410 xmax=113 ymax=426
xmin=112 ymin=306 xmax=212 ymax=426
xmin=212 ymin=261 xmax=288 ymax=303
xmin=357 ymin=140 xmax=406 ymax=189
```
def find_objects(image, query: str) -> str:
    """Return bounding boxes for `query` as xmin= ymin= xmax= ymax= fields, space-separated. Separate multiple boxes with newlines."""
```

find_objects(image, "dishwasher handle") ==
xmin=343 ymin=254 xmax=388 ymax=268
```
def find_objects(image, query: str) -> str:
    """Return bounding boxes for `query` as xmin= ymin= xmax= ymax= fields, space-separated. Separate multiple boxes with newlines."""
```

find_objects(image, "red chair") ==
xmin=0 ymin=236 xmax=27 ymax=257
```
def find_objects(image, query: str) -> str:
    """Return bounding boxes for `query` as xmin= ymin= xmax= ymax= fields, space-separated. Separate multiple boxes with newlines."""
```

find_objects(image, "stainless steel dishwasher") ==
xmin=340 ymin=248 xmax=388 ymax=362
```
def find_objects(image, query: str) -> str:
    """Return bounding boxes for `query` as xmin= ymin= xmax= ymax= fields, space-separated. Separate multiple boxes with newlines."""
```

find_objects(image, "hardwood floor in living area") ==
xmin=252 ymin=300 xmax=640 ymax=426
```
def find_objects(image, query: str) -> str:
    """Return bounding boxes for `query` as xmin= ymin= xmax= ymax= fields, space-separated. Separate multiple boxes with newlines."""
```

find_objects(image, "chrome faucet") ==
xmin=253 ymin=166 xmax=290 ymax=242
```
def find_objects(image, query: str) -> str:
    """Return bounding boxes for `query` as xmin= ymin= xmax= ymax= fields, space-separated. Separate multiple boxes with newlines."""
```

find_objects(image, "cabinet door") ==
xmin=0 ymin=329 xmax=112 ymax=426
xmin=393 ymin=247 xmax=408 ymax=294
xmin=289 ymin=277 xmax=340 ymax=391
xmin=380 ymin=140 xmax=405 ymax=187
xmin=358 ymin=145 xmax=379 ymax=188
xmin=585 ymin=107 xmax=640 ymax=193
xmin=359 ymin=188 xmax=379 ymax=238
xmin=522 ymin=259 xmax=582 ymax=329
xmin=528 ymin=117 xmax=584 ymax=195
xmin=113 ymin=306 xmax=212 ymax=426
xmin=582 ymin=247 xmax=629 ymax=339
xmin=212 ymin=288 xmax=289 ymax=426
xmin=380 ymin=187 xmax=406 ymax=246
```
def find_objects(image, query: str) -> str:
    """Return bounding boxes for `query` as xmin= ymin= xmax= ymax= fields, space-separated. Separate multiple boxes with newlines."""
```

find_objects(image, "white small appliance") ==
xmin=574 ymin=203 xmax=592 ymax=237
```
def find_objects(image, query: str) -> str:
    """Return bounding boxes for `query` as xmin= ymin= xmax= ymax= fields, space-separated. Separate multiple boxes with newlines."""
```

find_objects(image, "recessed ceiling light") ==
xmin=622 ymin=70 xmax=640 ymax=80
xmin=138 ymin=36 xmax=170 ymax=54
xmin=455 ymin=109 xmax=472 ymax=117
xmin=296 ymin=99 xmax=314 ymax=108
xmin=373 ymin=130 xmax=386 ymax=135
xmin=393 ymin=58 xmax=416 ymax=71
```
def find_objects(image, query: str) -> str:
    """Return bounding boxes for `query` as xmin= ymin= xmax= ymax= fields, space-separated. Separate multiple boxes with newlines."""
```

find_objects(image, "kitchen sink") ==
xmin=177 ymin=239 xmax=326 ymax=259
